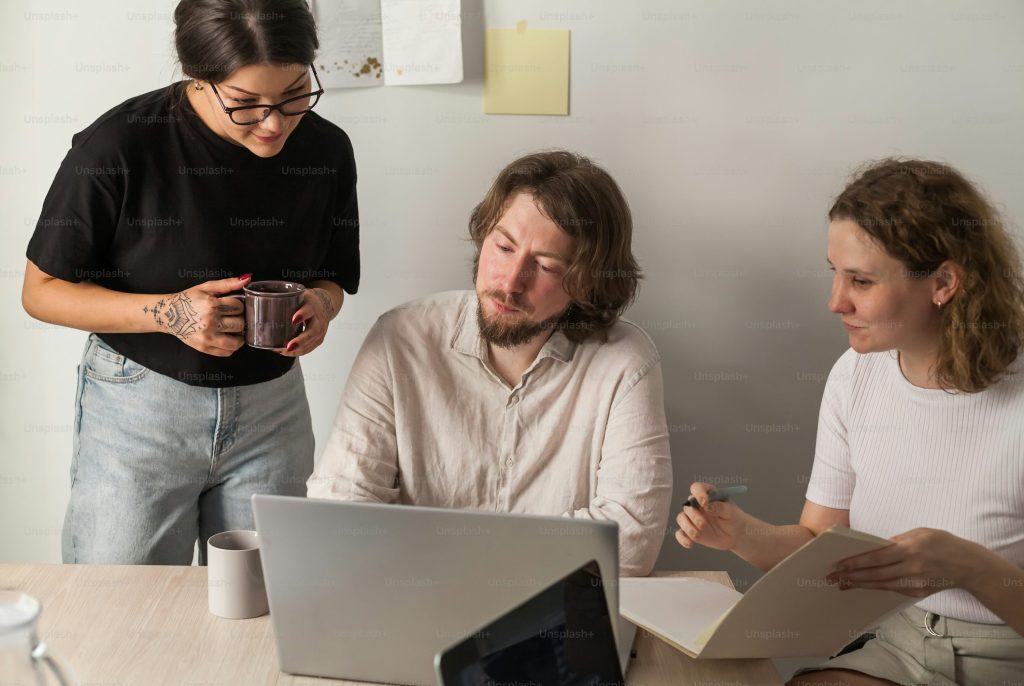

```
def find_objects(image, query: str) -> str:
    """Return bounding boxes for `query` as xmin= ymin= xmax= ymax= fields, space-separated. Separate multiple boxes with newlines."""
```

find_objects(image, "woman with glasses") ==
xmin=676 ymin=159 xmax=1024 ymax=685
xmin=21 ymin=0 xmax=358 ymax=565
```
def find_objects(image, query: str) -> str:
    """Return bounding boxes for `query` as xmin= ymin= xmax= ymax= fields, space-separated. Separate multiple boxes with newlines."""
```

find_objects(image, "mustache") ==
xmin=483 ymin=290 xmax=533 ymax=315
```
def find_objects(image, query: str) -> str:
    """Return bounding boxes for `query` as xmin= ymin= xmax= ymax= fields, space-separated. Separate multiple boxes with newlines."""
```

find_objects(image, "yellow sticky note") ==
xmin=484 ymin=24 xmax=570 ymax=115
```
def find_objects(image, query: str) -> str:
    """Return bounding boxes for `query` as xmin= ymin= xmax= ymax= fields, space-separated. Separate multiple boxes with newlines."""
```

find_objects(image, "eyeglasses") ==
xmin=208 ymin=65 xmax=324 ymax=125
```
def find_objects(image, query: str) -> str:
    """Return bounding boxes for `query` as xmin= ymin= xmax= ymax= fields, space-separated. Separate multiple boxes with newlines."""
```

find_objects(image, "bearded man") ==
xmin=307 ymin=151 xmax=672 ymax=576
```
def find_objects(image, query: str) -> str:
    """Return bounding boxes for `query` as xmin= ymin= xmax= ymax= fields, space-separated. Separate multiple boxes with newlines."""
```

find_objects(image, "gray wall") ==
xmin=2 ymin=0 xmax=1023 ymax=603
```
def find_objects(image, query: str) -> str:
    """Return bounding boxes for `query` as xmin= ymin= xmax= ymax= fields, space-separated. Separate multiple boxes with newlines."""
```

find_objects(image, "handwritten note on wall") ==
xmin=312 ymin=0 xmax=463 ymax=88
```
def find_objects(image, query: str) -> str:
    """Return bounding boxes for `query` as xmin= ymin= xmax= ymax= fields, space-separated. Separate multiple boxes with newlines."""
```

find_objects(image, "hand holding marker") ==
xmin=683 ymin=485 xmax=748 ymax=510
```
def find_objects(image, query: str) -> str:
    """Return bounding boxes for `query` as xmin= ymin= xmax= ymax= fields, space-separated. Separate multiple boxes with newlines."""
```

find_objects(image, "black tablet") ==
xmin=434 ymin=560 xmax=624 ymax=686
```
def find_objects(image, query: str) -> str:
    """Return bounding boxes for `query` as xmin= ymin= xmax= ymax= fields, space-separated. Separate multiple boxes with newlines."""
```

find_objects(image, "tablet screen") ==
xmin=436 ymin=560 xmax=624 ymax=686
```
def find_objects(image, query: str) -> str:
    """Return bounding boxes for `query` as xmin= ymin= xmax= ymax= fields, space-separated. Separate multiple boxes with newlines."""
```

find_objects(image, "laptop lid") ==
xmin=434 ymin=559 xmax=625 ymax=686
xmin=252 ymin=495 xmax=623 ymax=686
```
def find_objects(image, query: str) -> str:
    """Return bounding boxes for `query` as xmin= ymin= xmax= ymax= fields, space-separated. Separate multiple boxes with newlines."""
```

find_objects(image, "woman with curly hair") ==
xmin=677 ymin=159 xmax=1024 ymax=685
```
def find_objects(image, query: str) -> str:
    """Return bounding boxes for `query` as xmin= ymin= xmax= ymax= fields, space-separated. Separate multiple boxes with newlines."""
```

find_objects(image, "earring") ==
xmin=935 ymin=300 xmax=942 ymax=307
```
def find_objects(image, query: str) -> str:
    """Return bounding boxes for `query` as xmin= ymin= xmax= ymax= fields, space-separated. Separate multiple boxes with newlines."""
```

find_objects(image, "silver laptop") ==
xmin=252 ymin=495 xmax=633 ymax=686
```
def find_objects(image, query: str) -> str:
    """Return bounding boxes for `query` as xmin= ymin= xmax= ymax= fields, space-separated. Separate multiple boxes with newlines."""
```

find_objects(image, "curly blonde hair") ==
xmin=830 ymin=158 xmax=1024 ymax=392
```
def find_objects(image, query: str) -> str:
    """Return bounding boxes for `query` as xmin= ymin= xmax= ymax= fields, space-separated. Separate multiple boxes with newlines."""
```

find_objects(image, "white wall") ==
xmin=2 ymin=0 xmax=1023 ymax=603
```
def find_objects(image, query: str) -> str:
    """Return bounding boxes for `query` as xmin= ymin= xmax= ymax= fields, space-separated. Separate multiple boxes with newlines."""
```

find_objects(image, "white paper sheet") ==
xmin=380 ymin=0 xmax=463 ymax=85
xmin=312 ymin=0 xmax=385 ymax=89
xmin=313 ymin=0 xmax=463 ymax=88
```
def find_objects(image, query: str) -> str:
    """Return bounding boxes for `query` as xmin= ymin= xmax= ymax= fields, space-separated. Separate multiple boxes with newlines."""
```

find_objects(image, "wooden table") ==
xmin=0 ymin=564 xmax=781 ymax=685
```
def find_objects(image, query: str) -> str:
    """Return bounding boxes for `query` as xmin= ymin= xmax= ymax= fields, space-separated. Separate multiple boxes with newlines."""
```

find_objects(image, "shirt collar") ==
xmin=451 ymin=294 xmax=575 ymax=365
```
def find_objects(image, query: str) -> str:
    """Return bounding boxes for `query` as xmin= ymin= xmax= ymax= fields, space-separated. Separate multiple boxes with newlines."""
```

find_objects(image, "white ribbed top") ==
xmin=806 ymin=348 xmax=1024 ymax=623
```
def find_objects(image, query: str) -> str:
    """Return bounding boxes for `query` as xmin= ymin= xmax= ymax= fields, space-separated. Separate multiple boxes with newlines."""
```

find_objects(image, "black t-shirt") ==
xmin=26 ymin=82 xmax=359 ymax=387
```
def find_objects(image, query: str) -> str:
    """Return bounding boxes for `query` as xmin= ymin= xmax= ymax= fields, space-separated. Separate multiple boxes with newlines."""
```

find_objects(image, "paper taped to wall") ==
xmin=312 ymin=0 xmax=463 ymax=88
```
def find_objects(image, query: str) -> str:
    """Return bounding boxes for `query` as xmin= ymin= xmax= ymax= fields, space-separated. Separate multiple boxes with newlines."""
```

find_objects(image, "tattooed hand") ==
xmin=277 ymin=286 xmax=336 ymax=357
xmin=144 ymin=274 xmax=250 ymax=357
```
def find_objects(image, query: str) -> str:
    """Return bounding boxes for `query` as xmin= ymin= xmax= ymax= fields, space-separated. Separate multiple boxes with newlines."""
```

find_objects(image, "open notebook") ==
xmin=620 ymin=526 xmax=916 ymax=658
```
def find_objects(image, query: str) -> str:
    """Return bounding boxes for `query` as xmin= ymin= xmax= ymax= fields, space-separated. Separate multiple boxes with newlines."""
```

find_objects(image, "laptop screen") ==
xmin=436 ymin=560 xmax=624 ymax=686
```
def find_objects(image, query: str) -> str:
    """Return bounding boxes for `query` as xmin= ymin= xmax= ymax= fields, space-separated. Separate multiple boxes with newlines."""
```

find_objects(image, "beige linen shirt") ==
xmin=307 ymin=290 xmax=673 ymax=575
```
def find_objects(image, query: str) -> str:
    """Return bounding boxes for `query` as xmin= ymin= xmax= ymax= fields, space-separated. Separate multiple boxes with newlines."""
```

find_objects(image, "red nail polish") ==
xmin=240 ymin=273 xmax=253 ymax=281
xmin=286 ymin=342 xmax=296 ymax=352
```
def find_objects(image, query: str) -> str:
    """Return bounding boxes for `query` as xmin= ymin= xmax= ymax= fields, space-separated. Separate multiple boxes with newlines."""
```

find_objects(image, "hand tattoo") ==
xmin=312 ymin=288 xmax=335 ymax=319
xmin=144 ymin=293 xmax=201 ymax=339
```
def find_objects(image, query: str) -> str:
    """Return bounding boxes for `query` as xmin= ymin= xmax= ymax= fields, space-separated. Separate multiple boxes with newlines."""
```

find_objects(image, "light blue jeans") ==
xmin=63 ymin=334 xmax=314 ymax=565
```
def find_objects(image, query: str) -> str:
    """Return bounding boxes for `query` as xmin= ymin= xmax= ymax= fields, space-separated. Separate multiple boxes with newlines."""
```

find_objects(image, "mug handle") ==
xmin=227 ymin=292 xmax=247 ymax=332
xmin=291 ymin=300 xmax=307 ymax=334
xmin=32 ymin=639 xmax=73 ymax=686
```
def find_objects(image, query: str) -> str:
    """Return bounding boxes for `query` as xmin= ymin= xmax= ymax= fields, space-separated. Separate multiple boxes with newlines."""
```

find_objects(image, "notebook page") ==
xmin=619 ymin=577 xmax=742 ymax=657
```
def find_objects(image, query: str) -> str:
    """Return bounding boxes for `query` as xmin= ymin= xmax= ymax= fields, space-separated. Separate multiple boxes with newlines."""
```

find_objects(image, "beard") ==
xmin=476 ymin=290 xmax=568 ymax=349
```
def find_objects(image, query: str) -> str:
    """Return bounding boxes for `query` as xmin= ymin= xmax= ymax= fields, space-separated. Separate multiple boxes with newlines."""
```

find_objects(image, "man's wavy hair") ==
xmin=469 ymin=151 xmax=640 ymax=343
xmin=830 ymin=158 xmax=1024 ymax=392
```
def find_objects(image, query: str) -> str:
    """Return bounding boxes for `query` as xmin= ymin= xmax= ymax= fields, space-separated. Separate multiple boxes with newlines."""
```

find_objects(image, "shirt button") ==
xmin=505 ymin=458 xmax=514 ymax=466
xmin=508 ymin=395 xmax=519 ymax=407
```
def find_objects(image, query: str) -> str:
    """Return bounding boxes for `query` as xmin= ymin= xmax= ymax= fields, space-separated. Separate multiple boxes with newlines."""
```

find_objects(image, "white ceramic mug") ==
xmin=207 ymin=530 xmax=269 ymax=619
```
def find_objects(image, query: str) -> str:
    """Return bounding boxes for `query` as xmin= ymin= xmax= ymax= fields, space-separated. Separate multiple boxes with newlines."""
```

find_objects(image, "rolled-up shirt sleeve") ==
xmin=307 ymin=317 xmax=399 ymax=502
xmin=566 ymin=359 xmax=674 ymax=577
